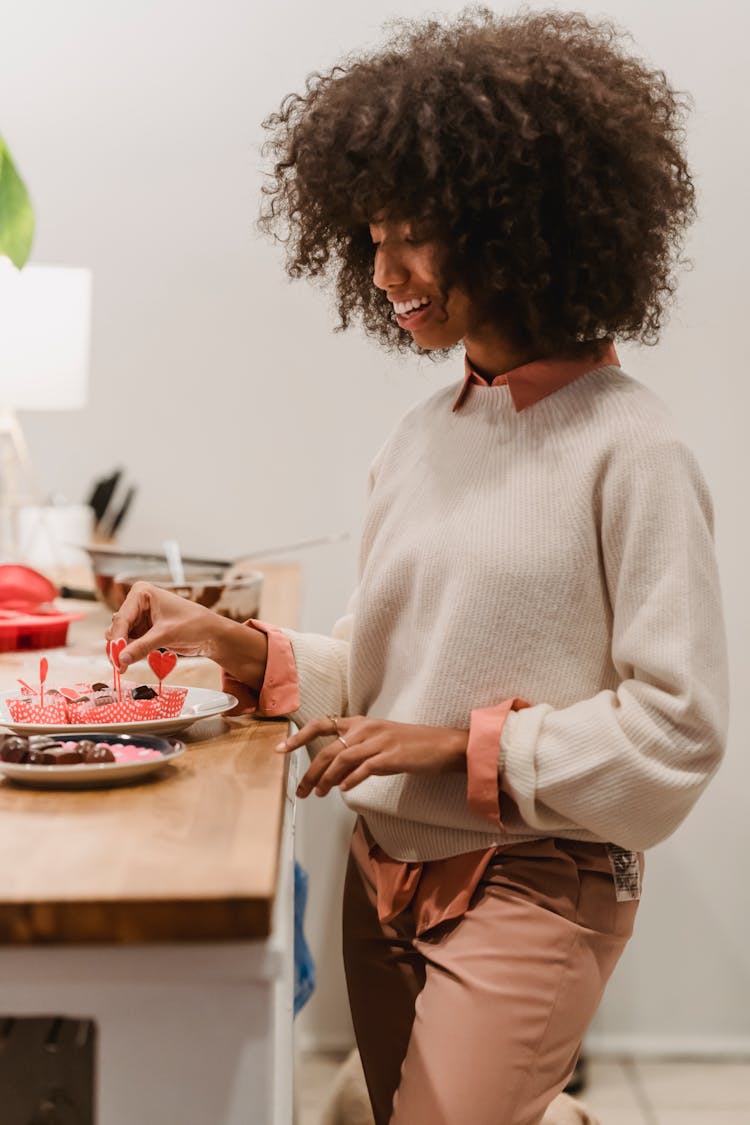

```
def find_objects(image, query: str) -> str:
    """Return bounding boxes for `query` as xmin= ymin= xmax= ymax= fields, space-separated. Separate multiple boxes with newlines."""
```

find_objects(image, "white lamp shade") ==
xmin=0 ymin=258 xmax=92 ymax=410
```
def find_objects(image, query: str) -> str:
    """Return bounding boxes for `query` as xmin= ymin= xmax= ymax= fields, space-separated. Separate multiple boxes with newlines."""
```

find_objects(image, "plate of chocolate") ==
xmin=0 ymin=685 xmax=238 ymax=736
xmin=0 ymin=652 xmax=238 ymax=736
xmin=0 ymin=732 xmax=185 ymax=788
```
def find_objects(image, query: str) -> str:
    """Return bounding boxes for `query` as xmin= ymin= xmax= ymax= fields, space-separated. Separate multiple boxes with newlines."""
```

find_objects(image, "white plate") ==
xmin=0 ymin=686 xmax=238 ymax=736
xmin=0 ymin=734 xmax=185 ymax=789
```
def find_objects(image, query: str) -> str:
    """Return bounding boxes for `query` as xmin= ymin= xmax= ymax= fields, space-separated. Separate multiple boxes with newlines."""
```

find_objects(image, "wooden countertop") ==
xmin=0 ymin=715 xmax=290 ymax=943
xmin=0 ymin=561 xmax=301 ymax=944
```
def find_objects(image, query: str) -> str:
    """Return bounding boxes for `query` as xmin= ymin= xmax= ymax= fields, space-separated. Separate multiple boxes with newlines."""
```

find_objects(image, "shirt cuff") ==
xmin=466 ymin=698 xmax=531 ymax=827
xmin=221 ymin=619 xmax=300 ymax=717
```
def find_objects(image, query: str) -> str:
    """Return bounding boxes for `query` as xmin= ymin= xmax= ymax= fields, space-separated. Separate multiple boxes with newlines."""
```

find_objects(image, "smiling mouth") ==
xmin=392 ymin=296 xmax=431 ymax=316
xmin=393 ymin=299 xmax=434 ymax=328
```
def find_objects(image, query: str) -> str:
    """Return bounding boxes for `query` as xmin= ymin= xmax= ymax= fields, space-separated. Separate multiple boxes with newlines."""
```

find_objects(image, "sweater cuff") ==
xmin=222 ymin=619 xmax=300 ymax=717
xmin=467 ymin=698 xmax=531 ymax=827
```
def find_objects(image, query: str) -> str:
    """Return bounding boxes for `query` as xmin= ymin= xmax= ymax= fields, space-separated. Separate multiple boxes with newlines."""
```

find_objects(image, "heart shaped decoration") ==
xmin=59 ymin=687 xmax=81 ymax=701
xmin=39 ymin=657 xmax=49 ymax=707
xmin=148 ymin=649 xmax=177 ymax=681
xmin=108 ymin=637 xmax=127 ymax=670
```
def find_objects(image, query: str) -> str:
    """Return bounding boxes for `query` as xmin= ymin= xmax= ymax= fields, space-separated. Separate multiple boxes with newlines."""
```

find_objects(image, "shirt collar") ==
xmin=451 ymin=341 xmax=620 ymax=413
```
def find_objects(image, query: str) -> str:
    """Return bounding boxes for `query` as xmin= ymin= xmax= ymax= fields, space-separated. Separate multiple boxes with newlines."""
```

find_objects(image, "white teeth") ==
xmin=393 ymin=297 xmax=431 ymax=316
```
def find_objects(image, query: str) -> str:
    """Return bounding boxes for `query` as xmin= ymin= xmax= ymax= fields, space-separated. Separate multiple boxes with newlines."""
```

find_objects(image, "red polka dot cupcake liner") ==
xmin=7 ymin=687 xmax=188 ymax=725
xmin=6 ymin=699 xmax=68 ymax=725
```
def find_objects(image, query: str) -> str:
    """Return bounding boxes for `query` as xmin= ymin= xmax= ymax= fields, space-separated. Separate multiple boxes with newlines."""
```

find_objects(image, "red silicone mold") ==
xmin=0 ymin=565 xmax=83 ymax=652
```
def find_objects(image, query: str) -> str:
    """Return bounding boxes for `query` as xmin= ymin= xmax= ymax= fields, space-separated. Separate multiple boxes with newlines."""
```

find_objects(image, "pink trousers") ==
xmin=343 ymin=821 xmax=643 ymax=1125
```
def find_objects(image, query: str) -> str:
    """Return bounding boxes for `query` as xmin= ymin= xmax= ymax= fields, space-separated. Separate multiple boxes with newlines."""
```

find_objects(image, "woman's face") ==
xmin=369 ymin=219 xmax=475 ymax=349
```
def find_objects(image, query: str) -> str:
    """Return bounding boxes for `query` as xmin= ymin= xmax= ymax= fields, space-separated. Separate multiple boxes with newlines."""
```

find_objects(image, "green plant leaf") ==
xmin=0 ymin=135 xmax=35 ymax=268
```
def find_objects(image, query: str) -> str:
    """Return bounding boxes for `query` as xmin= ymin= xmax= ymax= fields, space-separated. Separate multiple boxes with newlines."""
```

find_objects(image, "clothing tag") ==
xmin=605 ymin=844 xmax=642 ymax=902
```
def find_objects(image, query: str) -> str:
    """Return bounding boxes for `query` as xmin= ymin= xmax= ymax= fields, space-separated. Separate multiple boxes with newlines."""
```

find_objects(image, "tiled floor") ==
xmin=297 ymin=1052 xmax=750 ymax=1124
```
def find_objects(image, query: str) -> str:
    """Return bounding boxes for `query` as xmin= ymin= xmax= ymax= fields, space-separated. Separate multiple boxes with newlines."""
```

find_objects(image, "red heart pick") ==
xmin=108 ymin=637 xmax=127 ymax=670
xmin=148 ymin=649 xmax=177 ymax=681
xmin=39 ymin=658 xmax=48 ymax=684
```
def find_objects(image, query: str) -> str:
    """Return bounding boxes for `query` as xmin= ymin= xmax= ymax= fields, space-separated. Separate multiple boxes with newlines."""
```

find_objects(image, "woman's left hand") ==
xmin=276 ymin=716 xmax=468 ymax=798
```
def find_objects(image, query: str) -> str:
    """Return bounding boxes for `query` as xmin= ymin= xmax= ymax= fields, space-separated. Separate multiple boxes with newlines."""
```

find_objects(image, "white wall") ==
xmin=2 ymin=0 xmax=748 ymax=1055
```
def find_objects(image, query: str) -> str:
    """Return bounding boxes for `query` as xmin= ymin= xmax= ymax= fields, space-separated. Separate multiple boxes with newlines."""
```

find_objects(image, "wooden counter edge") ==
xmin=0 ymin=725 xmax=291 ymax=945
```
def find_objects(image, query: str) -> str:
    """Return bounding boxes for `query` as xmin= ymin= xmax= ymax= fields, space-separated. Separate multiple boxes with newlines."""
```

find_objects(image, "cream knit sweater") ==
xmin=283 ymin=363 xmax=729 ymax=862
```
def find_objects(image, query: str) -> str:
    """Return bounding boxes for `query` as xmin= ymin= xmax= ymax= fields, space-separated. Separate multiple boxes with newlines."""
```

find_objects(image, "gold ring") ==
xmin=328 ymin=714 xmax=341 ymax=735
xmin=337 ymin=734 xmax=349 ymax=750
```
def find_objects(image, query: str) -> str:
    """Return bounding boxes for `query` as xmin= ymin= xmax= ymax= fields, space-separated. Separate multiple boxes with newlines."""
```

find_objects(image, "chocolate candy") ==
xmin=1 ymin=734 xmax=127 ymax=767
xmin=29 ymin=736 xmax=64 ymax=750
xmin=38 ymin=746 xmax=85 ymax=765
xmin=27 ymin=747 xmax=57 ymax=765
xmin=94 ymin=694 xmax=114 ymax=707
xmin=91 ymin=682 xmax=109 ymax=691
xmin=84 ymin=743 xmax=116 ymax=763
xmin=0 ymin=735 xmax=30 ymax=764
xmin=131 ymin=685 xmax=157 ymax=700
xmin=24 ymin=738 xmax=85 ymax=765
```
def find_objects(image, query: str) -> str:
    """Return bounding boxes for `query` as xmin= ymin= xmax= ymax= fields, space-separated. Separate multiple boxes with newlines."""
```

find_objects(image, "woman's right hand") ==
xmin=105 ymin=583 xmax=268 ymax=689
xmin=106 ymin=583 xmax=224 ymax=668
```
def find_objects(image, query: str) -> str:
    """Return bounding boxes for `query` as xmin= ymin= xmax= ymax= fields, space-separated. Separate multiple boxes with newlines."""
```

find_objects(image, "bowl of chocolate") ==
xmin=0 ymin=732 xmax=184 ymax=788
xmin=110 ymin=566 xmax=263 ymax=622
xmin=86 ymin=547 xmax=230 ymax=612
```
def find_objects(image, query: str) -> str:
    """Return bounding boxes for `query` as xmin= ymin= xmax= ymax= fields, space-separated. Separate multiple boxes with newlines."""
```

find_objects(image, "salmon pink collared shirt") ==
xmin=224 ymin=342 xmax=620 ymax=934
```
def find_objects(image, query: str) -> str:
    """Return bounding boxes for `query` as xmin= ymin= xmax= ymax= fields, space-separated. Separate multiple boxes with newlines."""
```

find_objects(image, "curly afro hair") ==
xmin=260 ymin=7 xmax=696 ymax=357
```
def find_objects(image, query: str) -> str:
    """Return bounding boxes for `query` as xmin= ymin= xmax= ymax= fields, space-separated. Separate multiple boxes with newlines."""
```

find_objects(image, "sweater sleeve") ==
xmin=279 ymin=597 xmax=354 ymax=729
xmin=221 ymin=604 xmax=355 ymax=759
xmin=274 ymin=446 xmax=392 ymax=756
xmin=498 ymin=435 xmax=729 ymax=851
xmin=219 ymin=448 xmax=388 ymax=755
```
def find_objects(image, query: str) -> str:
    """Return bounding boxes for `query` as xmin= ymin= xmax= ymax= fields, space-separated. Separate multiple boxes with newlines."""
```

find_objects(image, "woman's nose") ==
xmin=373 ymin=246 xmax=409 ymax=291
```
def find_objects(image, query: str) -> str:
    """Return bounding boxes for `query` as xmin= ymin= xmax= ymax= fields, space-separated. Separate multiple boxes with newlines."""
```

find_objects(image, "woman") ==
xmin=109 ymin=10 xmax=729 ymax=1124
